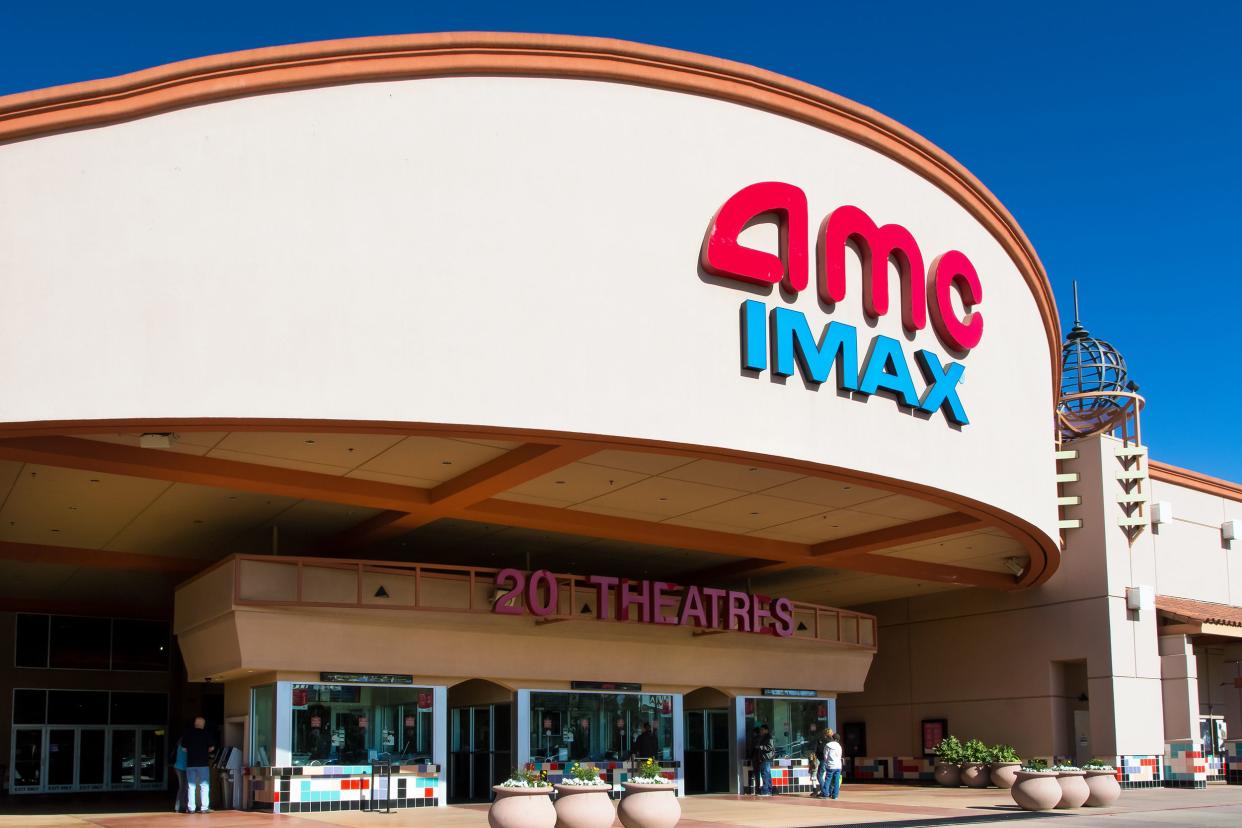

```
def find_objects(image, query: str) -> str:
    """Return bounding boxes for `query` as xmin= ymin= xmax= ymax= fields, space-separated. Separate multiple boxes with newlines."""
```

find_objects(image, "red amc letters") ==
xmin=701 ymin=181 xmax=984 ymax=352
xmin=493 ymin=568 xmax=796 ymax=637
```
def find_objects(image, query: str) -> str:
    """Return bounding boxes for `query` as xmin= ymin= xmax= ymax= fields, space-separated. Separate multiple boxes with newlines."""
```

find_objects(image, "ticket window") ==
xmin=287 ymin=684 xmax=434 ymax=766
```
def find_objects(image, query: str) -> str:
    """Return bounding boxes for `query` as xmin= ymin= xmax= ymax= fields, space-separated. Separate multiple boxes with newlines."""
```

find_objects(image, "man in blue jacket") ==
xmin=181 ymin=716 xmax=217 ymax=813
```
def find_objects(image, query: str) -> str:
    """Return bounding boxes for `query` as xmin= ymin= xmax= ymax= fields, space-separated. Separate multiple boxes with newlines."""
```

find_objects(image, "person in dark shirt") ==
xmin=629 ymin=721 xmax=659 ymax=759
xmin=180 ymin=716 xmax=217 ymax=813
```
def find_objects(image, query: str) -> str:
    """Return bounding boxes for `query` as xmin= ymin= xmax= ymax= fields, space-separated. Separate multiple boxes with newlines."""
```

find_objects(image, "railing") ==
xmin=215 ymin=554 xmax=876 ymax=649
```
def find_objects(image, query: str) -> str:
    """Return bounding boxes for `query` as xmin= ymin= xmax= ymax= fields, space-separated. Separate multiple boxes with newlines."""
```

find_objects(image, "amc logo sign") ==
xmin=701 ymin=182 xmax=981 ymax=425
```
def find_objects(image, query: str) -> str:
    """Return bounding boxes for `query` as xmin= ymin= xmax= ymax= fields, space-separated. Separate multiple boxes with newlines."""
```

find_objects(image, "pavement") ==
xmin=2 ymin=784 xmax=1241 ymax=828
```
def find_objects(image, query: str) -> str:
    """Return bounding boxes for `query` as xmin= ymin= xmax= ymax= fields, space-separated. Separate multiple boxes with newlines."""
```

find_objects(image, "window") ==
xmin=529 ymin=691 xmax=674 ymax=762
xmin=49 ymin=616 xmax=111 ymax=670
xmin=111 ymin=692 xmax=166 ymax=725
xmin=744 ymin=697 xmax=829 ymax=759
xmin=47 ymin=690 xmax=108 ymax=725
xmin=15 ymin=614 xmax=49 ymax=668
xmin=110 ymin=620 xmax=170 ymax=671
xmin=13 ymin=689 xmax=47 ymax=724
xmin=289 ymin=684 xmax=434 ymax=766
xmin=251 ymin=685 xmax=275 ymax=767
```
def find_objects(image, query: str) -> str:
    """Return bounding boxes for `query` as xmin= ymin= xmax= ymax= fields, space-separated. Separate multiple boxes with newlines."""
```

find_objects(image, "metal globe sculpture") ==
xmin=1057 ymin=285 xmax=1141 ymax=441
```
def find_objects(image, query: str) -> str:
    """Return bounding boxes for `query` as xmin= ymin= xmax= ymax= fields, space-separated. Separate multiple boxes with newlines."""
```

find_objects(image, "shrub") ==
xmin=961 ymin=739 xmax=989 ymax=763
xmin=933 ymin=735 xmax=964 ymax=764
xmin=988 ymin=744 xmax=1021 ymax=764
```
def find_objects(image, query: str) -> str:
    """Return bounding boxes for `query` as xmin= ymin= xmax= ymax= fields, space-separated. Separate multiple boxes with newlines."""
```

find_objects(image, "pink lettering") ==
xmin=588 ymin=575 xmax=619 ymax=620
xmin=820 ymin=204 xmax=926 ymax=332
xmin=751 ymin=593 xmax=772 ymax=633
xmin=726 ymin=590 xmax=752 ymax=633
xmin=771 ymin=598 xmax=795 ymax=638
xmin=620 ymin=579 xmax=652 ymax=623
xmin=928 ymin=251 xmax=984 ymax=351
xmin=702 ymin=587 xmax=726 ymax=629
xmin=677 ymin=585 xmax=708 ymax=628
xmin=653 ymin=581 xmax=680 ymax=625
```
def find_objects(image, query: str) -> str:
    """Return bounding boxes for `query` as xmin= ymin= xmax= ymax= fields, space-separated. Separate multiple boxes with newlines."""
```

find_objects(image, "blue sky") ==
xmin=4 ymin=2 xmax=1240 ymax=480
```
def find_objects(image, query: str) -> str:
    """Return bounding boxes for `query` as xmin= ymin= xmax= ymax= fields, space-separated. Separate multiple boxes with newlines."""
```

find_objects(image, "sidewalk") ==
xmin=4 ymin=785 xmax=1242 ymax=828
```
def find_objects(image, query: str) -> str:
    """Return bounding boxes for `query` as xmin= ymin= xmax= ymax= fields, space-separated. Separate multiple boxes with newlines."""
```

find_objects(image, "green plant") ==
xmin=504 ymin=763 xmax=550 ymax=787
xmin=988 ymin=744 xmax=1021 ymax=764
xmin=933 ymin=735 xmax=964 ymax=764
xmin=961 ymin=739 xmax=989 ymax=763
xmin=569 ymin=762 xmax=604 ymax=783
xmin=1081 ymin=758 xmax=1114 ymax=770
xmin=1023 ymin=758 xmax=1049 ymax=772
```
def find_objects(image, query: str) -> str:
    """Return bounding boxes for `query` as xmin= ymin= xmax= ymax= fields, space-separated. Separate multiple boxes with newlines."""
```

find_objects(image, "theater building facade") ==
xmin=0 ymin=33 xmax=1237 ymax=809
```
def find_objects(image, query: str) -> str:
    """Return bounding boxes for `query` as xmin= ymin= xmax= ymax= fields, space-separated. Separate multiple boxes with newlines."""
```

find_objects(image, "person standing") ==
xmin=629 ymin=721 xmax=658 ymax=759
xmin=803 ymin=723 xmax=821 ymax=796
xmin=754 ymin=724 xmax=775 ymax=796
xmin=171 ymin=738 xmax=188 ymax=812
xmin=822 ymin=732 xmax=843 ymax=800
xmin=181 ymin=716 xmax=217 ymax=814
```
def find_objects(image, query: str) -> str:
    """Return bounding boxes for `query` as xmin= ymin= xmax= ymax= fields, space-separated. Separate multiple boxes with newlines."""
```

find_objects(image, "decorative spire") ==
xmin=1067 ymin=281 xmax=1090 ymax=340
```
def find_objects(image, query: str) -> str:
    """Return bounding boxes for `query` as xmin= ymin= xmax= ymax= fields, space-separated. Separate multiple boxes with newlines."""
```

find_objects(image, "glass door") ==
xmin=138 ymin=728 xmax=166 ymax=789
xmin=448 ymin=705 xmax=511 ymax=803
xmin=11 ymin=728 xmax=43 ymax=792
xmin=110 ymin=728 xmax=137 ymax=788
xmin=78 ymin=728 xmax=106 ymax=790
xmin=46 ymin=729 xmax=76 ymax=791
xmin=683 ymin=710 xmax=729 ymax=794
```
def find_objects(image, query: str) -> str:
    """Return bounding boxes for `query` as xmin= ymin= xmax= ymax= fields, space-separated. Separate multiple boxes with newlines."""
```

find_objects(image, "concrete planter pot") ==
xmin=1054 ymin=770 xmax=1089 ymax=809
xmin=617 ymin=782 xmax=679 ymax=828
xmin=988 ymin=762 xmax=1021 ymax=789
xmin=1083 ymin=770 xmax=1121 ymax=807
xmin=960 ymin=762 xmax=990 ymax=788
xmin=1010 ymin=771 xmax=1061 ymax=811
xmin=553 ymin=784 xmax=615 ymax=828
xmin=934 ymin=763 xmax=961 ymax=787
xmin=489 ymin=786 xmax=555 ymax=828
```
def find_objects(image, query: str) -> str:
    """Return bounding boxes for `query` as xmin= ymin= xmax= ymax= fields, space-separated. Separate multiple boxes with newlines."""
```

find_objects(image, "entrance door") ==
xmin=449 ymin=704 xmax=511 ymax=802
xmin=78 ymin=728 xmax=106 ymax=791
xmin=46 ymin=729 xmax=76 ymax=791
xmin=684 ymin=709 xmax=729 ymax=794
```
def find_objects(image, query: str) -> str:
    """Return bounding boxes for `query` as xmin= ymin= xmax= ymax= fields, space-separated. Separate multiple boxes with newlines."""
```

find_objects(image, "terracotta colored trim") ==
xmin=0 ymin=417 xmax=1055 ymax=589
xmin=1149 ymin=460 xmax=1242 ymax=504
xmin=0 ymin=32 xmax=1060 ymax=398
xmin=0 ymin=540 xmax=202 ymax=575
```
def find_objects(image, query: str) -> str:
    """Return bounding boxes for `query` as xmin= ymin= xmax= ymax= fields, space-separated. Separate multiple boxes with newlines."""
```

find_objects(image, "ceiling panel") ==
xmin=666 ymin=493 xmax=825 ymax=532
xmin=344 ymin=468 xmax=442 ymax=489
xmin=851 ymin=494 xmax=954 ymax=520
xmin=357 ymin=437 xmax=511 ymax=483
xmin=580 ymin=450 xmax=695 ymax=476
xmin=0 ymin=459 xmax=22 ymax=504
xmin=211 ymin=432 xmax=403 ymax=470
xmin=748 ymin=508 xmax=906 ymax=542
xmin=105 ymin=482 xmax=299 ymax=557
xmin=661 ymin=460 xmax=804 ymax=493
xmin=0 ymin=464 xmax=170 ymax=548
xmin=84 ymin=432 xmax=229 ymax=456
xmin=498 ymin=462 xmax=648 ymax=507
xmin=574 ymin=477 xmax=746 ymax=520
xmin=757 ymin=477 xmax=892 ymax=509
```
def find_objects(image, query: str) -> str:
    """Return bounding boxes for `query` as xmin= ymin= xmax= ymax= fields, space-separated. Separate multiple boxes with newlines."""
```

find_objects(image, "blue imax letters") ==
xmin=741 ymin=300 xmax=969 ymax=425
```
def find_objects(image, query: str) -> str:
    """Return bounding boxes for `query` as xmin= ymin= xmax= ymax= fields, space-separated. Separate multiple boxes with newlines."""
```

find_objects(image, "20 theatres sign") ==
xmin=492 ymin=568 xmax=797 ymax=637
xmin=701 ymin=182 xmax=982 ymax=426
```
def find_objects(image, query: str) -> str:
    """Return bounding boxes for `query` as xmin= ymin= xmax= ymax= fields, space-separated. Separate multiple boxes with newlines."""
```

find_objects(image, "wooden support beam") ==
xmin=0 ymin=540 xmax=205 ymax=575
xmin=330 ymin=442 xmax=601 ymax=547
xmin=810 ymin=512 xmax=981 ymax=559
xmin=0 ymin=436 xmax=433 ymax=513
xmin=836 ymin=553 xmax=1020 ymax=590
xmin=675 ymin=557 xmax=788 ymax=586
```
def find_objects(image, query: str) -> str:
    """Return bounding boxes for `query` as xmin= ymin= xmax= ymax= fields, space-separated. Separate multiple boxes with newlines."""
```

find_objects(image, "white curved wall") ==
xmin=0 ymin=76 xmax=1058 ymax=543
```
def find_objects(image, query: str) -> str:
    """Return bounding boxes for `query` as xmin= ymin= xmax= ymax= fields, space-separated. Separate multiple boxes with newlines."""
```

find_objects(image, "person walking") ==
xmin=803 ymin=722 xmax=821 ymax=796
xmin=181 ymin=716 xmax=217 ymax=814
xmin=822 ymin=731 xmax=843 ymax=800
xmin=171 ymin=737 xmax=188 ymax=812
xmin=754 ymin=724 xmax=775 ymax=796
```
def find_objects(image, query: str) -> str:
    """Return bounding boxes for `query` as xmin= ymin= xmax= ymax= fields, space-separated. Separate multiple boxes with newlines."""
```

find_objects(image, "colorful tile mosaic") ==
xmin=1224 ymin=741 xmax=1242 ymax=785
xmin=845 ymin=756 xmax=934 ymax=783
xmin=740 ymin=758 xmax=815 ymax=794
xmin=250 ymin=764 xmax=440 ymax=813
xmin=1115 ymin=754 xmax=1162 ymax=789
xmin=1164 ymin=740 xmax=1206 ymax=789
